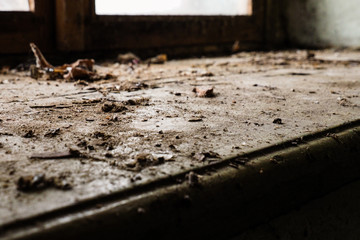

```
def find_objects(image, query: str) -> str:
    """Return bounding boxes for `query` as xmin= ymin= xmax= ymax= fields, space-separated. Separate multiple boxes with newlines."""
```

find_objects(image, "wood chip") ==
xmin=193 ymin=87 xmax=215 ymax=97
xmin=188 ymin=118 xmax=203 ymax=122
xmin=30 ymin=105 xmax=56 ymax=109
xmin=30 ymin=149 xmax=80 ymax=160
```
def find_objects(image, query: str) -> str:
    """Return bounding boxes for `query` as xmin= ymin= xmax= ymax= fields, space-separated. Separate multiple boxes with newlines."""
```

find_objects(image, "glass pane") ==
xmin=0 ymin=0 xmax=30 ymax=11
xmin=96 ymin=0 xmax=251 ymax=16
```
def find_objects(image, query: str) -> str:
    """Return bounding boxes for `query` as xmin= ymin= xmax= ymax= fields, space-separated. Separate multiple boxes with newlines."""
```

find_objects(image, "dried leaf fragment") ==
xmin=30 ymin=43 xmax=53 ymax=69
xmin=126 ymin=153 xmax=165 ymax=171
xmin=0 ymin=66 xmax=10 ymax=75
xmin=50 ymin=176 xmax=72 ymax=190
xmin=337 ymin=97 xmax=358 ymax=107
xmin=232 ymin=40 xmax=240 ymax=52
xmin=29 ymin=43 xmax=97 ymax=81
xmin=17 ymin=173 xmax=72 ymax=192
xmin=101 ymin=102 xmax=128 ymax=113
xmin=145 ymin=54 xmax=167 ymax=64
xmin=17 ymin=173 xmax=47 ymax=191
xmin=192 ymin=151 xmax=220 ymax=161
xmin=117 ymin=52 xmax=141 ymax=64
xmin=63 ymin=67 xmax=94 ymax=80
xmin=68 ymin=59 xmax=95 ymax=71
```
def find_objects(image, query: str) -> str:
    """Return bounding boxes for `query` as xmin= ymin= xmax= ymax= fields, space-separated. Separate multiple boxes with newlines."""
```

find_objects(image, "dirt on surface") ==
xmin=0 ymin=49 xmax=359 ymax=226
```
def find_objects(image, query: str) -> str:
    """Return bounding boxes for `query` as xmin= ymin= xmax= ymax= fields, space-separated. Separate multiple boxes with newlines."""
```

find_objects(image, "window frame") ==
xmin=56 ymin=0 xmax=265 ymax=55
xmin=1 ymin=0 xmax=266 ymax=56
xmin=0 ymin=0 xmax=54 ymax=54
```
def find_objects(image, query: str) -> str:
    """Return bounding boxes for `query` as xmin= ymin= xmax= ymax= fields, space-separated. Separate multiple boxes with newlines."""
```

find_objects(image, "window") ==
xmin=0 ymin=0 xmax=30 ymax=12
xmin=61 ymin=0 xmax=264 ymax=55
xmin=1 ymin=0 xmax=265 ymax=56
xmin=96 ymin=0 xmax=252 ymax=16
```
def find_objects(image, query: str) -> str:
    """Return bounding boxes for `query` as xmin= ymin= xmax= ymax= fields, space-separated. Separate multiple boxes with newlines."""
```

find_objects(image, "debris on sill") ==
xmin=117 ymin=52 xmax=167 ymax=65
xmin=29 ymin=104 xmax=57 ymax=109
xmin=101 ymin=102 xmax=128 ymax=113
xmin=124 ymin=97 xmax=150 ymax=106
xmin=29 ymin=43 xmax=104 ymax=81
xmin=17 ymin=173 xmax=72 ymax=192
xmin=337 ymin=96 xmax=359 ymax=108
xmin=192 ymin=87 xmax=216 ymax=98
xmin=306 ymin=51 xmax=316 ymax=60
xmin=273 ymin=118 xmax=283 ymax=125
xmin=145 ymin=54 xmax=167 ymax=64
xmin=0 ymin=65 xmax=10 ymax=75
xmin=105 ymin=97 xmax=150 ymax=106
xmin=117 ymin=52 xmax=141 ymax=64
xmin=188 ymin=118 xmax=204 ymax=122
xmin=29 ymin=149 xmax=81 ymax=160
xmin=23 ymin=130 xmax=35 ymax=138
xmin=192 ymin=151 xmax=221 ymax=162
xmin=44 ymin=128 xmax=61 ymax=138
xmin=200 ymin=72 xmax=214 ymax=77
xmin=108 ymin=82 xmax=152 ymax=93
xmin=232 ymin=40 xmax=240 ymax=53
xmin=125 ymin=153 xmax=166 ymax=171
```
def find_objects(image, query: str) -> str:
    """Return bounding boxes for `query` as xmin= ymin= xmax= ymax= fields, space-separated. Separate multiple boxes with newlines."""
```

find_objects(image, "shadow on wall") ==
xmin=284 ymin=0 xmax=360 ymax=48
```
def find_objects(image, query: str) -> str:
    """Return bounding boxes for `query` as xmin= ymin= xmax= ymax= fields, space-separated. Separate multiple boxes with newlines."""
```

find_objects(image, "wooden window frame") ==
xmin=56 ymin=0 xmax=265 ymax=55
xmin=0 ymin=0 xmax=54 ymax=54
xmin=1 ymin=0 xmax=266 ymax=56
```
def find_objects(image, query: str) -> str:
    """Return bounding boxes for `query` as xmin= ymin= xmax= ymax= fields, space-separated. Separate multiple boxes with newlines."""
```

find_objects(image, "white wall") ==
xmin=285 ymin=0 xmax=360 ymax=48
